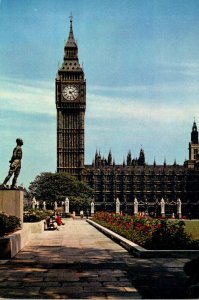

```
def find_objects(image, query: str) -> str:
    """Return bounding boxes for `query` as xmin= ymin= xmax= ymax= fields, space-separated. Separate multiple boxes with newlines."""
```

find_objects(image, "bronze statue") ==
xmin=3 ymin=138 xmax=23 ymax=189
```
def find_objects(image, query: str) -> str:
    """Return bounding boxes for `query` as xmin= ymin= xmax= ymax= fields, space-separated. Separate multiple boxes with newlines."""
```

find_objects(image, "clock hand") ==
xmin=70 ymin=91 xmax=76 ymax=97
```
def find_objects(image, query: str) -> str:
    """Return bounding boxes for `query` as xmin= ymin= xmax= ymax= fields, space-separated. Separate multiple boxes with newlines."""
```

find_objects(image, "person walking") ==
xmin=85 ymin=209 xmax=89 ymax=219
xmin=80 ymin=210 xmax=84 ymax=219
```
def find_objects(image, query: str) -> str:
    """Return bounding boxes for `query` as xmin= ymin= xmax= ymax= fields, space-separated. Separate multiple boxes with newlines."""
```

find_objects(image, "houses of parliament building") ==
xmin=56 ymin=18 xmax=199 ymax=217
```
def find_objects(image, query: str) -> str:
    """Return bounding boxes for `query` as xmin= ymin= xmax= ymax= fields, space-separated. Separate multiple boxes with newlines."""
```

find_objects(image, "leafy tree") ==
xmin=28 ymin=172 xmax=93 ymax=211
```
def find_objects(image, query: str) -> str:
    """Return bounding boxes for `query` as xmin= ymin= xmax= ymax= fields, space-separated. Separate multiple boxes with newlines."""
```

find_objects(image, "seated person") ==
xmin=55 ymin=214 xmax=65 ymax=226
xmin=45 ymin=215 xmax=58 ymax=230
xmin=45 ymin=216 xmax=51 ymax=228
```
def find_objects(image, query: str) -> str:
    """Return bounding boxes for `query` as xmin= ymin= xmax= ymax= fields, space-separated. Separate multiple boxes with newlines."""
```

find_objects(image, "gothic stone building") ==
xmin=56 ymin=19 xmax=199 ymax=217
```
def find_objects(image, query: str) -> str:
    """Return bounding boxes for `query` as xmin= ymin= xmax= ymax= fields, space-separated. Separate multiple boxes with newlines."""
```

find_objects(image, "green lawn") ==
xmin=184 ymin=220 xmax=199 ymax=240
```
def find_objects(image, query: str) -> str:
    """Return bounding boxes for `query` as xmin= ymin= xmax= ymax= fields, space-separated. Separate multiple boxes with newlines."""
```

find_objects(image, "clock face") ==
xmin=62 ymin=85 xmax=79 ymax=101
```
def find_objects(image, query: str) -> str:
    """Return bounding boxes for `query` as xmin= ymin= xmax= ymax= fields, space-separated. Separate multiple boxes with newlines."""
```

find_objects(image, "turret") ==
xmin=138 ymin=148 xmax=145 ymax=166
xmin=127 ymin=151 xmax=132 ymax=166
xmin=123 ymin=158 xmax=126 ymax=167
xmin=191 ymin=120 xmax=198 ymax=144
xmin=108 ymin=150 xmax=112 ymax=166
xmin=173 ymin=159 xmax=177 ymax=167
xmin=187 ymin=120 xmax=199 ymax=169
xmin=164 ymin=158 xmax=167 ymax=167
xmin=153 ymin=159 xmax=156 ymax=168
xmin=94 ymin=150 xmax=102 ymax=166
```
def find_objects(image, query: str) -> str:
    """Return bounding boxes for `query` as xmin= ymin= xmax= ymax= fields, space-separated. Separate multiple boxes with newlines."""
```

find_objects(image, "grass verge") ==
xmin=184 ymin=220 xmax=199 ymax=240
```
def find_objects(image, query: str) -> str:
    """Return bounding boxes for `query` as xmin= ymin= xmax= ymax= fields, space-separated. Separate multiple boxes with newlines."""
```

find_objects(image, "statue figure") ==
xmin=91 ymin=200 xmax=95 ymax=215
xmin=65 ymin=197 xmax=69 ymax=213
xmin=134 ymin=197 xmax=138 ymax=215
xmin=116 ymin=197 xmax=120 ymax=214
xmin=177 ymin=198 xmax=182 ymax=218
xmin=54 ymin=201 xmax=57 ymax=210
xmin=43 ymin=201 xmax=46 ymax=210
xmin=2 ymin=138 xmax=23 ymax=189
xmin=160 ymin=198 xmax=165 ymax=217
xmin=32 ymin=197 xmax=37 ymax=209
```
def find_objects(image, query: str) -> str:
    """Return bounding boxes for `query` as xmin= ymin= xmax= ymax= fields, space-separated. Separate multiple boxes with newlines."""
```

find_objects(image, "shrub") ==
xmin=23 ymin=209 xmax=52 ymax=222
xmin=0 ymin=212 xmax=21 ymax=237
xmin=145 ymin=220 xmax=199 ymax=250
xmin=92 ymin=212 xmax=199 ymax=250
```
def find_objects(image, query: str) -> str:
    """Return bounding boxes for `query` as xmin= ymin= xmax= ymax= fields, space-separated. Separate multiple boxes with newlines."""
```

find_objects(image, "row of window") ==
xmin=88 ymin=180 xmax=185 ymax=184
xmin=85 ymin=174 xmax=186 ymax=180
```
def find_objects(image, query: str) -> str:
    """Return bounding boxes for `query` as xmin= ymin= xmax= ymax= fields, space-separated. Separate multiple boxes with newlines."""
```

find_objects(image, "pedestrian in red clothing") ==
xmin=55 ymin=214 xmax=65 ymax=226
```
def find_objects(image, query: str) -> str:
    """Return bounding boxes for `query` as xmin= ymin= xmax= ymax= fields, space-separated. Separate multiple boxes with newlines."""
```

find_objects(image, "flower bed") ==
xmin=0 ymin=212 xmax=21 ymax=237
xmin=92 ymin=212 xmax=199 ymax=250
xmin=23 ymin=209 xmax=52 ymax=222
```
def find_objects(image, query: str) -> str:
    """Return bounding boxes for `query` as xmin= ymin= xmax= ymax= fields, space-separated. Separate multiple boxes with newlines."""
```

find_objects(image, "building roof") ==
xmin=84 ymin=164 xmax=186 ymax=175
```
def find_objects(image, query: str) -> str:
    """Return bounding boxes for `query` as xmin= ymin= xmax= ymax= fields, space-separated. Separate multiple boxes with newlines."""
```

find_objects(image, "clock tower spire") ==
xmin=66 ymin=15 xmax=77 ymax=48
xmin=56 ymin=17 xmax=86 ymax=177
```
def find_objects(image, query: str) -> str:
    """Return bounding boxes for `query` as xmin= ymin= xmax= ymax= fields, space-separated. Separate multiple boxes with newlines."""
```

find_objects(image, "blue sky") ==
xmin=0 ymin=0 xmax=199 ymax=188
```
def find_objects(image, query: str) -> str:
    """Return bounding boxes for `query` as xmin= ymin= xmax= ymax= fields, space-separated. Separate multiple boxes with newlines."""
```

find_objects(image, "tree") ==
xmin=28 ymin=172 xmax=93 ymax=211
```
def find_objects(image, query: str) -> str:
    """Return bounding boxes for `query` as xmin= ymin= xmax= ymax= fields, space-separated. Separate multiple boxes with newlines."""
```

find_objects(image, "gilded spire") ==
xmin=60 ymin=15 xmax=81 ymax=70
xmin=66 ymin=14 xmax=77 ymax=48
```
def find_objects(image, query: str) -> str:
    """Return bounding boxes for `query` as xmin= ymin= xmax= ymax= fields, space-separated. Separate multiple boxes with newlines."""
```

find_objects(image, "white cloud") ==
xmin=87 ymin=93 xmax=197 ymax=123
xmin=87 ymin=78 xmax=199 ymax=123
xmin=0 ymin=78 xmax=55 ymax=116
xmin=89 ymin=81 xmax=199 ymax=95
xmin=157 ymin=61 xmax=199 ymax=77
xmin=159 ymin=61 xmax=199 ymax=70
xmin=1 ymin=76 xmax=199 ymax=125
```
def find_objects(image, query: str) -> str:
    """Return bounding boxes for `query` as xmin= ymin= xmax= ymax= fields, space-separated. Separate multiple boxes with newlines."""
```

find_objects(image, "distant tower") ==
xmin=108 ymin=150 xmax=112 ymax=166
xmin=55 ymin=16 xmax=86 ymax=177
xmin=126 ymin=151 xmax=132 ymax=166
xmin=187 ymin=120 xmax=199 ymax=168
xmin=138 ymin=148 xmax=145 ymax=166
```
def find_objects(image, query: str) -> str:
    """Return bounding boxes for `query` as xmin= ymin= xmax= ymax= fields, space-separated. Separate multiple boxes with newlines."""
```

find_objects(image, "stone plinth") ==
xmin=0 ymin=190 xmax=24 ymax=224
xmin=0 ymin=226 xmax=30 ymax=259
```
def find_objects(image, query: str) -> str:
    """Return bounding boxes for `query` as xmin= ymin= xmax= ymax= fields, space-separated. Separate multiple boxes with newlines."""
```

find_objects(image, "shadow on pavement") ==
xmin=0 ymin=244 xmax=191 ymax=299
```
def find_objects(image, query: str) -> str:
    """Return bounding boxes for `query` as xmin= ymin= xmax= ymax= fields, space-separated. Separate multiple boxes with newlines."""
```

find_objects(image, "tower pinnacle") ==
xmin=66 ymin=14 xmax=77 ymax=48
xmin=60 ymin=16 xmax=81 ymax=70
xmin=191 ymin=119 xmax=198 ymax=144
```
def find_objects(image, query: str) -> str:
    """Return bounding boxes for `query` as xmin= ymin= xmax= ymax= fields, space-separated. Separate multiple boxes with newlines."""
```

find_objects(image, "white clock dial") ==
xmin=62 ymin=85 xmax=79 ymax=101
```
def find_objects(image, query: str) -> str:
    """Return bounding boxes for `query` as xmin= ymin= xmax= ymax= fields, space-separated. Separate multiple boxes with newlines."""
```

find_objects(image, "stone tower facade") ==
xmin=187 ymin=121 xmax=199 ymax=169
xmin=55 ymin=17 xmax=86 ymax=177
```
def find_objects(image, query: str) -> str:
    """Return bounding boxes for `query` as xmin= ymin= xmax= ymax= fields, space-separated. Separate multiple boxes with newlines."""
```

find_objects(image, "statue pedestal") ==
xmin=0 ymin=190 xmax=24 ymax=226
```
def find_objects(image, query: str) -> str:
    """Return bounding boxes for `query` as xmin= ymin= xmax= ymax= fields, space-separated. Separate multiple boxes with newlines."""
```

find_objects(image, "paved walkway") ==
xmin=0 ymin=218 xmax=194 ymax=299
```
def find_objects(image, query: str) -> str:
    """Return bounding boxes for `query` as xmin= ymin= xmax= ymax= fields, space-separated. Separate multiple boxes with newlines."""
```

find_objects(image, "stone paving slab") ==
xmin=0 ymin=218 xmax=196 ymax=299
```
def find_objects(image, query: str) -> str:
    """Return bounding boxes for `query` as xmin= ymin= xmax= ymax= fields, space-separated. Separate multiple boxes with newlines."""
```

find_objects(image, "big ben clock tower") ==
xmin=56 ymin=17 xmax=86 ymax=177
